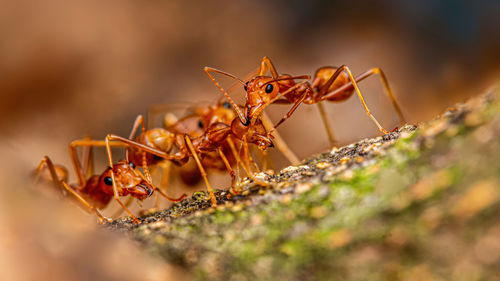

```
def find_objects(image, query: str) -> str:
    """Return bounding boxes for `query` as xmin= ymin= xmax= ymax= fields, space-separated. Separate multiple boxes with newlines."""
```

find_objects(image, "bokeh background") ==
xmin=0 ymin=0 xmax=498 ymax=280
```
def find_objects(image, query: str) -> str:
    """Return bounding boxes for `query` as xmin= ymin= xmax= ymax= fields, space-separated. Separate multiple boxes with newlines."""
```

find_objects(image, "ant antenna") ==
xmin=204 ymin=67 xmax=248 ymax=125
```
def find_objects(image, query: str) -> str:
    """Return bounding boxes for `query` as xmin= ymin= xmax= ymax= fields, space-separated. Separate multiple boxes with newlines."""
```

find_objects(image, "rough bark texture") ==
xmin=108 ymin=85 xmax=500 ymax=281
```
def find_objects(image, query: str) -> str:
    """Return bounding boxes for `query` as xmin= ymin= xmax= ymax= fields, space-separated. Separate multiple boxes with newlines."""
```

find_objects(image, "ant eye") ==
xmin=198 ymin=120 xmax=204 ymax=129
xmin=103 ymin=176 xmax=113 ymax=186
xmin=244 ymin=81 xmax=248 ymax=92
xmin=129 ymin=162 xmax=135 ymax=169
xmin=265 ymin=84 xmax=274 ymax=94
xmin=223 ymin=102 xmax=231 ymax=109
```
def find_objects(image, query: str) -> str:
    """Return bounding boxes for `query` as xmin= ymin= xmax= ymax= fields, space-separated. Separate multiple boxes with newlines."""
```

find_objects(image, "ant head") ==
xmin=208 ymin=100 xmax=237 ymax=126
xmin=244 ymin=76 xmax=280 ymax=119
xmin=101 ymin=161 xmax=154 ymax=201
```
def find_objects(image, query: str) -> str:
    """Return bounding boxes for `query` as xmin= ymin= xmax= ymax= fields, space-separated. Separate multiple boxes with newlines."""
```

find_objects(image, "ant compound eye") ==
xmin=103 ymin=176 xmax=113 ymax=186
xmin=244 ymin=81 xmax=248 ymax=92
xmin=129 ymin=162 xmax=135 ymax=169
xmin=265 ymin=83 xmax=274 ymax=94
xmin=223 ymin=101 xmax=232 ymax=109
xmin=198 ymin=120 xmax=204 ymax=129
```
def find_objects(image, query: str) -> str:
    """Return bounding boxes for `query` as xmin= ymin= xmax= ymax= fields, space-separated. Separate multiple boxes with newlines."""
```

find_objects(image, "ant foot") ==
xmin=209 ymin=197 xmax=217 ymax=207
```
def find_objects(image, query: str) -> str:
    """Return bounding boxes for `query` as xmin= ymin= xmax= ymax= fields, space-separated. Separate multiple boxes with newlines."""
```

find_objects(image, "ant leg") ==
xmin=321 ymin=67 xmax=406 ymax=125
xmin=252 ymin=145 xmax=269 ymax=171
xmin=155 ymin=161 xmax=186 ymax=205
xmin=112 ymin=196 xmax=134 ymax=218
xmin=242 ymin=136 xmax=252 ymax=174
xmin=34 ymin=156 xmax=68 ymax=196
xmin=247 ymin=143 xmax=261 ymax=173
xmin=126 ymin=115 xmax=146 ymax=162
xmin=217 ymin=147 xmax=238 ymax=194
xmin=261 ymin=112 xmax=300 ymax=165
xmin=226 ymin=138 xmax=251 ymax=177
xmin=364 ymin=68 xmax=405 ymax=124
xmin=80 ymin=136 xmax=94 ymax=178
xmin=258 ymin=149 xmax=275 ymax=171
xmin=155 ymin=163 xmax=168 ymax=208
xmin=259 ymin=56 xmax=279 ymax=78
xmin=159 ymin=162 xmax=171 ymax=200
xmin=273 ymin=91 xmax=308 ymax=129
xmin=128 ymin=115 xmax=145 ymax=140
xmin=149 ymin=161 xmax=187 ymax=203
xmin=105 ymin=136 xmax=141 ymax=224
xmin=60 ymin=181 xmax=109 ymax=223
xmin=316 ymin=102 xmax=338 ymax=147
xmin=184 ymin=135 xmax=217 ymax=206
xmin=242 ymin=136 xmax=268 ymax=186
xmin=153 ymin=181 xmax=187 ymax=203
xmin=320 ymin=65 xmax=390 ymax=134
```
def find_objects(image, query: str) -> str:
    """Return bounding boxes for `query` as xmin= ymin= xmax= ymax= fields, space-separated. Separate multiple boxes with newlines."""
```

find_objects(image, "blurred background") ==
xmin=0 ymin=0 xmax=498 ymax=280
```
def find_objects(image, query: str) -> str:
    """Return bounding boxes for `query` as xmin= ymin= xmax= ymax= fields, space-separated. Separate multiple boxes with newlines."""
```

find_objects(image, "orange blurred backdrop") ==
xmin=0 ymin=0 xmax=498 ymax=279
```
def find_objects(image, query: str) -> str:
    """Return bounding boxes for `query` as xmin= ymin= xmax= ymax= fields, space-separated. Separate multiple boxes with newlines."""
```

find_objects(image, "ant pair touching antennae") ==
xmin=35 ymin=138 xmax=185 ymax=223
xmin=205 ymin=57 xmax=406 ymax=146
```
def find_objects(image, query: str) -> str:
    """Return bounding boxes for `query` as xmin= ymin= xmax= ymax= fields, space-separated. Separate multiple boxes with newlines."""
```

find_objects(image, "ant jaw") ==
xmin=144 ymin=184 xmax=154 ymax=197
xmin=132 ymin=183 xmax=154 ymax=200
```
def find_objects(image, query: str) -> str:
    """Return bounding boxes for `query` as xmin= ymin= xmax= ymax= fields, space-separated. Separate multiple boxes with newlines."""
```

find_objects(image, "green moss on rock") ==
xmin=108 ymin=87 xmax=500 ymax=281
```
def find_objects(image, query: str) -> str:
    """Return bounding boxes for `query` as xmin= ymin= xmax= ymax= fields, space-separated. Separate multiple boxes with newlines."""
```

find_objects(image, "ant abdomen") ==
xmin=128 ymin=128 xmax=175 ymax=166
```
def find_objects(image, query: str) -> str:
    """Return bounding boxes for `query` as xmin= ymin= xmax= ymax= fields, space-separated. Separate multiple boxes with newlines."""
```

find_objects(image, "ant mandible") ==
xmin=206 ymin=57 xmax=406 ymax=146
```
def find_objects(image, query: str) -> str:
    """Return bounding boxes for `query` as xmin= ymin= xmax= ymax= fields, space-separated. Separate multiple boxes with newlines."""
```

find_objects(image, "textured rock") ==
xmin=108 ymin=85 xmax=500 ymax=281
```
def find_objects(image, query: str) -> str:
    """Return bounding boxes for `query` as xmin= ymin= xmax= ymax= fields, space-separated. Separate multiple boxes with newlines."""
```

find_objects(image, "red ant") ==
xmin=34 ymin=139 xmax=170 ymax=223
xmin=205 ymin=57 xmax=406 ymax=146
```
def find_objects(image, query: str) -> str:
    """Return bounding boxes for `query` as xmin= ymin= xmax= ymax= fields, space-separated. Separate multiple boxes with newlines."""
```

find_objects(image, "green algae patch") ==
xmin=108 ymin=87 xmax=500 ymax=281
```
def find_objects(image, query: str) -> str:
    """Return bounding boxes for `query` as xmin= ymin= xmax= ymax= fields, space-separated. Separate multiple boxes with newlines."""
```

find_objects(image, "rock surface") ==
xmin=108 ymin=86 xmax=500 ymax=281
